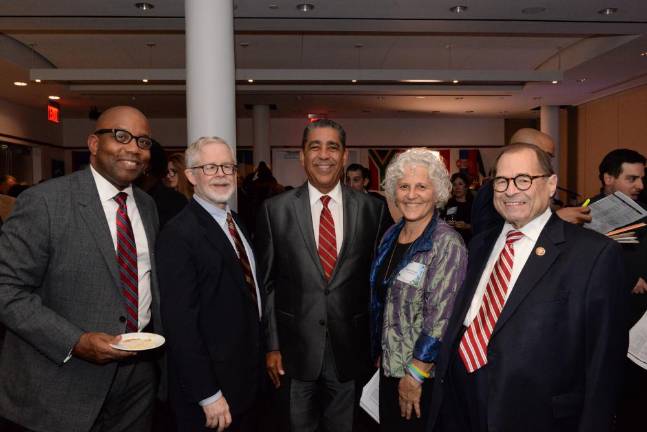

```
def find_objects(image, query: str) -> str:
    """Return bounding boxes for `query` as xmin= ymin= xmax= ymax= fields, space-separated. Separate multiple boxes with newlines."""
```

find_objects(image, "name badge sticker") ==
xmin=396 ymin=261 xmax=427 ymax=287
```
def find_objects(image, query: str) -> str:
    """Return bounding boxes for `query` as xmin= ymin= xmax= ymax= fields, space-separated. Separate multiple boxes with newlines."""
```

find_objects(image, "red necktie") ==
xmin=318 ymin=195 xmax=337 ymax=281
xmin=459 ymin=230 xmax=524 ymax=372
xmin=226 ymin=213 xmax=258 ymax=303
xmin=114 ymin=192 xmax=138 ymax=333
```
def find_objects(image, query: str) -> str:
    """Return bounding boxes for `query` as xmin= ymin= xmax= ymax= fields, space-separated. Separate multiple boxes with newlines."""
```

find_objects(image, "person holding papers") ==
xmin=369 ymin=148 xmax=467 ymax=431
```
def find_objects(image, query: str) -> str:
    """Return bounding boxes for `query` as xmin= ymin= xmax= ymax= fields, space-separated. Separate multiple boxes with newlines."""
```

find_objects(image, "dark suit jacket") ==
xmin=470 ymin=180 xmax=502 ymax=237
xmin=0 ymin=168 xmax=161 ymax=432
xmin=256 ymin=183 xmax=388 ymax=381
xmin=157 ymin=199 xmax=263 ymax=421
xmin=429 ymin=214 xmax=629 ymax=432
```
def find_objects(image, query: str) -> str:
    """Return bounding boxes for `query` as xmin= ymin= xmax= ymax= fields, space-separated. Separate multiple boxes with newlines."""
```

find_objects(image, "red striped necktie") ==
xmin=226 ymin=212 xmax=258 ymax=303
xmin=318 ymin=195 xmax=337 ymax=281
xmin=459 ymin=230 xmax=524 ymax=373
xmin=114 ymin=192 xmax=138 ymax=333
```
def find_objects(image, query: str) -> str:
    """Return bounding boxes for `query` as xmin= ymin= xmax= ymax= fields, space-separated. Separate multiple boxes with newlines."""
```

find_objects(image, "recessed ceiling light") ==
xmin=401 ymin=79 xmax=443 ymax=83
xmin=352 ymin=79 xmax=358 ymax=83
xmin=247 ymin=79 xmax=254 ymax=83
xmin=48 ymin=95 xmax=60 ymax=100
xmin=598 ymin=7 xmax=618 ymax=15
xmin=135 ymin=2 xmax=154 ymax=11
xmin=640 ymin=51 xmax=647 ymax=57
xmin=34 ymin=79 xmax=41 ymax=83
xmin=269 ymin=4 xmax=279 ymax=9
xmin=452 ymin=79 xmax=460 ymax=84
xmin=13 ymin=81 xmax=27 ymax=86
xmin=551 ymin=80 xmax=559 ymax=84
xmin=296 ymin=3 xmax=314 ymax=12
xmin=415 ymin=96 xmax=426 ymax=99
xmin=142 ymin=78 xmax=149 ymax=83
xmin=521 ymin=7 xmax=547 ymax=14
xmin=450 ymin=5 xmax=468 ymax=13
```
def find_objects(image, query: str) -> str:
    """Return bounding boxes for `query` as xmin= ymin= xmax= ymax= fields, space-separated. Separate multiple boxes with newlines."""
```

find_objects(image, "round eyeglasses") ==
xmin=492 ymin=174 xmax=551 ymax=192
xmin=94 ymin=128 xmax=153 ymax=150
xmin=190 ymin=163 xmax=237 ymax=176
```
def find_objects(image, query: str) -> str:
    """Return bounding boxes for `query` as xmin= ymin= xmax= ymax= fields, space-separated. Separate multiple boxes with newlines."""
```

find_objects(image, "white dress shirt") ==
xmin=308 ymin=181 xmax=344 ymax=254
xmin=193 ymin=194 xmax=262 ymax=407
xmin=463 ymin=207 xmax=552 ymax=326
xmin=90 ymin=166 xmax=152 ymax=331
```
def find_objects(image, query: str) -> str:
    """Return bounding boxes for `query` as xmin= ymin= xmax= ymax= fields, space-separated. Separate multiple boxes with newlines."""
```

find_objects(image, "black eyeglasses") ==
xmin=94 ymin=128 xmax=153 ymax=150
xmin=493 ymin=174 xmax=551 ymax=192
xmin=190 ymin=163 xmax=237 ymax=176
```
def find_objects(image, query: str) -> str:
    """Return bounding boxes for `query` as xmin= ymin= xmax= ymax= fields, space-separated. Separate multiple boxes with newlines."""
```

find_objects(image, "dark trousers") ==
xmin=287 ymin=339 xmax=355 ymax=432
xmin=615 ymin=359 xmax=647 ymax=431
xmin=378 ymin=371 xmax=433 ymax=432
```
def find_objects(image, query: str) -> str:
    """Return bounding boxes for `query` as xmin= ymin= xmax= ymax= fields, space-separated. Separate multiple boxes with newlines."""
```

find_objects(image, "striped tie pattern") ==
xmin=114 ymin=192 xmax=138 ymax=333
xmin=318 ymin=195 xmax=337 ymax=281
xmin=459 ymin=230 xmax=524 ymax=373
xmin=226 ymin=213 xmax=258 ymax=303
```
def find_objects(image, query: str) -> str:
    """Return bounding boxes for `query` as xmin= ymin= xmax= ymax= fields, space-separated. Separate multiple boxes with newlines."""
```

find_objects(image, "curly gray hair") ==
xmin=382 ymin=148 xmax=452 ymax=207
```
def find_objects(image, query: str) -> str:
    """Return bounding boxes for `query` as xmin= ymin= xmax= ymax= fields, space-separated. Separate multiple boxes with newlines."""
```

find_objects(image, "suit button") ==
xmin=324 ymin=288 xmax=330 ymax=295
xmin=319 ymin=319 xmax=326 ymax=326
xmin=119 ymin=316 xmax=126 ymax=323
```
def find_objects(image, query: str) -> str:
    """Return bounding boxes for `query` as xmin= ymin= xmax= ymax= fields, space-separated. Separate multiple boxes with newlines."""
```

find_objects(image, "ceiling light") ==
xmin=247 ymin=79 xmax=254 ymax=83
xmin=598 ymin=7 xmax=618 ymax=15
xmin=551 ymin=80 xmax=559 ymax=84
xmin=640 ymin=51 xmax=647 ymax=57
xmin=48 ymin=95 xmax=60 ymax=100
xmin=135 ymin=2 xmax=154 ymax=11
xmin=401 ymin=79 xmax=443 ymax=83
xmin=352 ymin=79 xmax=358 ymax=83
xmin=34 ymin=79 xmax=41 ymax=83
xmin=521 ymin=7 xmax=546 ymax=14
xmin=415 ymin=96 xmax=426 ymax=99
xmin=296 ymin=3 xmax=314 ymax=12
xmin=452 ymin=79 xmax=460 ymax=84
xmin=142 ymin=78 xmax=149 ymax=83
xmin=13 ymin=81 xmax=27 ymax=86
xmin=269 ymin=4 xmax=279 ymax=10
xmin=450 ymin=5 xmax=468 ymax=13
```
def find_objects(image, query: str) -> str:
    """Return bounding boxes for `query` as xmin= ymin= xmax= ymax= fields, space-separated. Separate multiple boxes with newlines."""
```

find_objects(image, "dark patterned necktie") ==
xmin=114 ymin=192 xmax=138 ymax=333
xmin=226 ymin=212 xmax=257 ymax=303
xmin=318 ymin=195 xmax=337 ymax=281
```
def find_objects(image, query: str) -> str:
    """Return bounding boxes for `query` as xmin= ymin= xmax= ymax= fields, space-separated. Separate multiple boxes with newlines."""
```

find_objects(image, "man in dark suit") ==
xmin=429 ymin=143 xmax=628 ymax=432
xmin=0 ymin=106 xmax=162 ymax=432
xmin=346 ymin=163 xmax=395 ymax=227
xmin=256 ymin=119 xmax=388 ymax=432
xmin=157 ymin=137 xmax=263 ymax=432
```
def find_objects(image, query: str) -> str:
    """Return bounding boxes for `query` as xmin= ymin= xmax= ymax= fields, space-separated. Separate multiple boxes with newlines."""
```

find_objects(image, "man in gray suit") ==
xmin=256 ymin=119 xmax=388 ymax=432
xmin=0 ymin=106 xmax=161 ymax=432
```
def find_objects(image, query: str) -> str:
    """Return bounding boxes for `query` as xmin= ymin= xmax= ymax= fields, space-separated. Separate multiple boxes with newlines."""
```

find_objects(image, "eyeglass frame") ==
xmin=189 ymin=163 xmax=238 ymax=176
xmin=94 ymin=128 xmax=153 ymax=150
xmin=492 ymin=174 xmax=552 ymax=192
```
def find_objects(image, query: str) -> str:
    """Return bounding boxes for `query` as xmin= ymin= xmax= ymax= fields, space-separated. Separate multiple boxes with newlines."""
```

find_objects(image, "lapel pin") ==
xmin=535 ymin=246 xmax=546 ymax=256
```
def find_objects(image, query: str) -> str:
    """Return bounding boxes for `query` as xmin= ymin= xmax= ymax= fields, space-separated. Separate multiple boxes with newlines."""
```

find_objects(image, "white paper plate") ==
xmin=110 ymin=332 xmax=165 ymax=351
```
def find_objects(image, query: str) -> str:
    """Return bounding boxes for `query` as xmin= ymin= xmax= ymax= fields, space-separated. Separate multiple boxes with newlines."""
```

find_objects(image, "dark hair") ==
xmin=598 ymin=149 xmax=646 ymax=184
xmin=256 ymin=161 xmax=274 ymax=181
xmin=493 ymin=143 xmax=554 ymax=177
xmin=450 ymin=172 xmax=470 ymax=185
xmin=301 ymin=119 xmax=346 ymax=149
xmin=147 ymin=139 xmax=169 ymax=179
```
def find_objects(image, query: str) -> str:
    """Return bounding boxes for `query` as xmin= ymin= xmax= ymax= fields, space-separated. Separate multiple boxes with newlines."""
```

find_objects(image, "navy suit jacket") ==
xmin=428 ymin=214 xmax=629 ymax=432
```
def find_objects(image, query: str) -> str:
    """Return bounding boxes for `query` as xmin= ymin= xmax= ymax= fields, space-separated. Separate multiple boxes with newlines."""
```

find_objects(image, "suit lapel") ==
xmin=293 ymin=184 xmax=325 ymax=277
xmin=492 ymin=215 xmax=564 ymax=336
xmin=76 ymin=169 xmax=121 ymax=288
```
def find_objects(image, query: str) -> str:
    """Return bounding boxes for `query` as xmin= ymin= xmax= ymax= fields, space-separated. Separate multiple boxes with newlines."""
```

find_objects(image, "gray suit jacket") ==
xmin=256 ymin=183 xmax=388 ymax=381
xmin=0 ymin=168 xmax=160 ymax=432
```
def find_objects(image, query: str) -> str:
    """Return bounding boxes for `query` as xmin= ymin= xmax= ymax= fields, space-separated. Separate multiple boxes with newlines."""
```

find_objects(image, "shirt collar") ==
xmin=193 ymin=193 xmax=230 ymax=220
xmin=90 ymin=165 xmax=134 ymax=203
xmin=502 ymin=207 xmax=552 ymax=242
xmin=308 ymin=181 xmax=343 ymax=207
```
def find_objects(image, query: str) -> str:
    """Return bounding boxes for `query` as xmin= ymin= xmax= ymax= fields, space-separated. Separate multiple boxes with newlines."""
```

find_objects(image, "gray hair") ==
xmin=382 ymin=148 xmax=452 ymax=207
xmin=185 ymin=136 xmax=234 ymax=168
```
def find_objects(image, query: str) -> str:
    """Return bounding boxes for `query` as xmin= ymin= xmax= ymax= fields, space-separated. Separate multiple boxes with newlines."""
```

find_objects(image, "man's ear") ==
xmin=88 ymin=134 xmax=99 ymax=156
xmin=185 ymin=168 xmax=198 ymax=186
xmin=603 ymin=173 xmax=615 ymax=187
xmin=363 ymin=178 xmax=370 ymax=188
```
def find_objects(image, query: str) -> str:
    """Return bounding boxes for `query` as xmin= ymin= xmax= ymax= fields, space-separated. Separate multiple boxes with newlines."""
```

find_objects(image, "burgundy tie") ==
xmin=226 ymin=213 xmax=258 ymax=303
xmin=114 ymin=192 xmax=138 ymax=333
xmin=318 ymin=195 xmax=337 ymax=281
xmin=459 ymin=230 xmax=524 ymax=372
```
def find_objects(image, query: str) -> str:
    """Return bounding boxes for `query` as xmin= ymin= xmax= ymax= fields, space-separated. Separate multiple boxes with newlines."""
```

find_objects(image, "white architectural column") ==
xmin=252 ymin=104 xmax=271 ymax=166
xmin=185 ymin=0 xmax=236 ymax=147
xmin=540 ymin=105 xmax=560 ymax=173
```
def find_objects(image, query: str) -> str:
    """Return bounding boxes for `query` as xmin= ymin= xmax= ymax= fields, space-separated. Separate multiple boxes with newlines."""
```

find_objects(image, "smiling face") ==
xmin=88 ymin=106 xmax=151 ymax=190
xmin=493 ymin=148 xmax=557 ymax=229
xmin=185 ymin=141 xmax=236 ymax=209
xmin=395 ymin=163 xmax=436 ymax=224
xmin=300 ymin=126 xmax=348 ymax=194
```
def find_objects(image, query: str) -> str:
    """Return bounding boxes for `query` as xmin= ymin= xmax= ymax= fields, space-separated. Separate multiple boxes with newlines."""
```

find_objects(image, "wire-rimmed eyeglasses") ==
xmin=190 ymin=163 xmax=237 ymax=176
xmin=94 ymin=128 xmax=153 ymax=150
xmin=492 ymin=174 xmax=551 ymax=192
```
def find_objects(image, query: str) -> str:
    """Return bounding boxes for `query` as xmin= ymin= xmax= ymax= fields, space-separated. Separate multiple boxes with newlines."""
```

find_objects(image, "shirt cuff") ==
xmin=199 ymin=391 xmax=223 ymax=407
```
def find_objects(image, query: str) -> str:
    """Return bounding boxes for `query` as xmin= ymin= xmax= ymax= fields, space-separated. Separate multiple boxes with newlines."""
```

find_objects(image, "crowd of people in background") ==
xmin=0 ymin=107 xmax=646 ymax=432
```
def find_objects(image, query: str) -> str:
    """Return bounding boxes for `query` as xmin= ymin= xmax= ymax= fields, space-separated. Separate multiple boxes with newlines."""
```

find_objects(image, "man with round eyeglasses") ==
xmin=428 ymin=143 xmax=628 ymax=432
xmin=0 ymin=106 xmax=163 ymax=432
